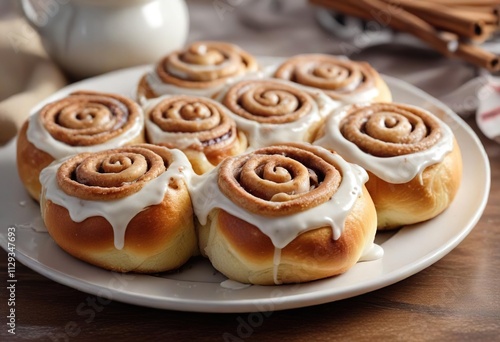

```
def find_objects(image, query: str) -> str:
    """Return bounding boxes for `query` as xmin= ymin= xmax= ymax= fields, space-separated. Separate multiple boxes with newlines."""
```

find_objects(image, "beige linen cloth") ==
xmin=0 ymin=12 xmax=66 ymax=145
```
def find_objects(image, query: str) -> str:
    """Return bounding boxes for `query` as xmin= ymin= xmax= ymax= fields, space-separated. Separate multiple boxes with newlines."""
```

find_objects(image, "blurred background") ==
xmin=1 ymin=0 xmax=498 ymax=144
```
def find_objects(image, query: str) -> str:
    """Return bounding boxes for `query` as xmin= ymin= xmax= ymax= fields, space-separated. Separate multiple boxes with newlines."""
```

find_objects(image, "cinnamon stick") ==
xmin=452 ymin=5 xmax=500 ymax=15
xmin=470 ymin=24 xmax=499 ymax=44
xmin=309 ymin=0 xmax=500 ymax=71
xmin=310 ymin=0 xmax=458 ymax=56
xmin=309 ymin=0 xmax=374 ymax=21
xmin=381 ymin=0 xmax=487 ymax=38
xmin=447 ymin=8 xmax=498 ymax=25
xmin=419 ymin=0 xmax=500 ymax=6
xmin=364 ymin=0 xmax=459 ymax=55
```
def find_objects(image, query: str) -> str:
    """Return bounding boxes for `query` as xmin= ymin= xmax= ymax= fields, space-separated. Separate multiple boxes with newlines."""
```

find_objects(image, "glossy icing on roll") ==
xmin=145 ymin=67 xmax=273 ymax=100
xmin=220 ymin=79 xmax=339 ymax=148
xmin=143 ymin=94 xmax=248 ymax=174
xmin=191 ymin=144 xmax=368 ymax=249
xmin=144 ymin=95 xmax=237 ymax=149
xmin=27 ymin=91 xmax=143 ymax=159
xmin=145 ymin=72 xmax=228 ymax=98
xmin=315 ymin=103 xmax=454 ymax=184
xmin=192 ymin=143 xmax=379 ymax=284
xmin=40 ymin=146 xmax=193 ymax=250
xmin=219 ymin=279 xmax=251 ymax=290
xmin=359 ymin=244 xmax=384 ymax=262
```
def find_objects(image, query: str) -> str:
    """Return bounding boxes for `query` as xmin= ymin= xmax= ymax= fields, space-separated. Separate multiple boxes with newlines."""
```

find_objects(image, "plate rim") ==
xmin=0 ymin=66 xmax=491 ymax=313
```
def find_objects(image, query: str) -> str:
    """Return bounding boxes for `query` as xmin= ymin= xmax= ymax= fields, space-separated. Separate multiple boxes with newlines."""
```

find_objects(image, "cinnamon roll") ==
xmin=274 ymin=54 xmax=392 ymax=103
xmin=144 ymin=95 xmax=247 ymax=174
xmin=137 ymin=41 xmax=259 ymax=101
xmin=220 ymin=79 xmax=338 ymax=148
xmin=193 ymin=143 xmax=379 ymax=285
xmin=16 ymin=91 xmax=144 ymax=201
xmin=39 ymin=144 xmax=197 ymax=273
xmin=314 ymin=102 xmax=462 ymax=229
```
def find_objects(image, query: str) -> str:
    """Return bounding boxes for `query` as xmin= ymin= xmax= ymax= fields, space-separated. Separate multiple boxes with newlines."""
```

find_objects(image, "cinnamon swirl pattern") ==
xmin=144 ymin=95 xmax=247 ymax=174
xmin=138 ymin=41 xmax=259 ymax=100
xmin=314 ymin=103 xmax=462 ymax=229
xmin=274 ymin=54 xmax=392 ymax=103
xmin=221 ymin=79 xmax=338 ymax=148
xmin=40 ymin=144 xmax=197 ymax=273
xmin=193 ymin=143 xmax=379 ymax=285
xmin=17 ymin=91 xmax=144 ymax=201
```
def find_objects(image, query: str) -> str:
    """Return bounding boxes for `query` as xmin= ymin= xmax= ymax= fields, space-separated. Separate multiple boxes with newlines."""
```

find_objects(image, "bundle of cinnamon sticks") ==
xmin=309 ymin=0 xmax=500 ymax=71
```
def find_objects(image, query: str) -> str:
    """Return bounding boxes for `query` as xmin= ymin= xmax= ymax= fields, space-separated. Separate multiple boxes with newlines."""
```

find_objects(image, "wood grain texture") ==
xmin=1 ymin=116 xmax=499 ymax=341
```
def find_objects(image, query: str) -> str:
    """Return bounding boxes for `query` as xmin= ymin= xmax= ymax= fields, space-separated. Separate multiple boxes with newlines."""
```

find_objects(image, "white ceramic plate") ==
xmin=0 ymin=63 xmax=490 ymax=313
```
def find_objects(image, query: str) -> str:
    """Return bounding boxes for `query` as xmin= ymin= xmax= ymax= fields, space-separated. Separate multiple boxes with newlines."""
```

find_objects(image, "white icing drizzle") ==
xmin=26 ymin=106 xmax=144 ymax=160
xmin=314 ymin=104 xmax=455 ymax=184
xmin=195 ymin=43 xmax=207 ymax=54
xmin=145 ymin=67 xmax=269 ymax=99
xmin=143 ymin=95 xmax=226 ymax=149
xmin=259 ymin=62 xmax=280 ymax=78
xmin=220 ymin=279 xmax=251 ymax=290
xmin=273 ymin=248 xmax=283 ymax=285
xmin=15 ymin=215 xmax=48 ymax=233
xmin=329 ymin=55 xmax=379 ymax=103
xmin=167 ymin=58 xmax=235 ymax=76
xmin=359 ymin=243 xmax=384 ymax=262
xmin=218 ymin=79 xmax=340 ymax=149
xmin=191 ymin=149 xmax=368 ymax=249
xmin=146 ymin=72 xmax=223 ymax=98
xmin=147 ymin=126 xmax=201 ymax=149
xmin=191 ymin=148 xmax=375 ymax=285
xmin=39 ymin=149 xmax=193 ymax=250
xmin=337 ymin=81 xmax=380 ymax=104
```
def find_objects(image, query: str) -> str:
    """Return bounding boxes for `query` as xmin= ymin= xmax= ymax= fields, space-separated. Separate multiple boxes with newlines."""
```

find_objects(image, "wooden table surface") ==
xmin=0 ymin=116 xmax=498 ymax=341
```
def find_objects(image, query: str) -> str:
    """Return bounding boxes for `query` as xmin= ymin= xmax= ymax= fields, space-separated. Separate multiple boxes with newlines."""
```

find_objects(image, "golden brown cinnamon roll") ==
xmin=274 ymin=54 xmax=392 ymax=103
xmin=144 ymin=95 xmax=247 ymax=174
xmin=40 ymin=144 xmax=196 ymax=273
xmin=193 ymin=143 xmax=378 ymax=285
xmin=314 ymin=102 xmax=462 ymax=229
xmin=16 ymin=91 xmax=145 ymax=201
xmin=137 ymin=41 xmax=259 ymax=101
xmin=220 ymin=79 xmax=338 ymax=148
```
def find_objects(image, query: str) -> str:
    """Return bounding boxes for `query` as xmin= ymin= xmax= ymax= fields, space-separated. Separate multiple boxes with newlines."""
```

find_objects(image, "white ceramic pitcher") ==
xmin=20 ymin=0 xmax=189 ymax=79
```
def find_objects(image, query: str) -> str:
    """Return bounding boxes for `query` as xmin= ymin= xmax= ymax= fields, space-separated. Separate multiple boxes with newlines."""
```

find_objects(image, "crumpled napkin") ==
xmin=0 ymin=14 xmax=66 ymax=145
